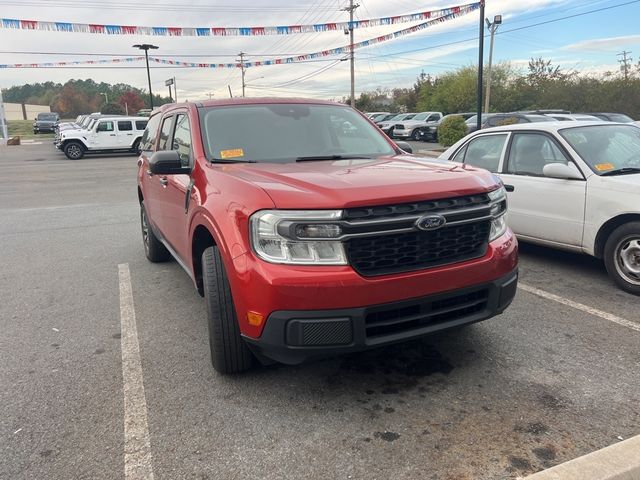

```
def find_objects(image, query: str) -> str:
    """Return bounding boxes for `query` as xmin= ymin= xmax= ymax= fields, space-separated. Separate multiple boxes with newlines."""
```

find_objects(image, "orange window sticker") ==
xmin=220 ymin=148 xmax=244 ymax=159
xmin=594 ymin=163 xmax=615 ymax=171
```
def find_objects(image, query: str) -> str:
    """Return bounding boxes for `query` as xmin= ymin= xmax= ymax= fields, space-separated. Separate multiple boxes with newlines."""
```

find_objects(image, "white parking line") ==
xmin=118 ymin=263 xmax=155 ymax=480
xmin=519 ymin=283 xmax=640 ymax=333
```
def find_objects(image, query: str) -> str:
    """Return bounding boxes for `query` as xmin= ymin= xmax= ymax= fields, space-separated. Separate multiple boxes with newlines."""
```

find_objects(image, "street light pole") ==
xmin=100 ymin=92 xmax=108 ymax=105
xmin=476 ymin=0 xmax=485 ymax=132
xmin=484 ymin=14 xmax=502 ymax=113
xmin=133 ymin=44 xmax=159 ymax=109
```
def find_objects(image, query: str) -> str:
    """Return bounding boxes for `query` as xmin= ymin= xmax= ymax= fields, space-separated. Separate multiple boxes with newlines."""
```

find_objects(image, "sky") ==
xmin=1 ymin=0 xmax=640 ymax=101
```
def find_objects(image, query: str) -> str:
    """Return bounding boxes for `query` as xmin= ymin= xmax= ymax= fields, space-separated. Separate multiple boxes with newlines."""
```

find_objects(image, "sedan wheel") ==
xmin=604 ymin=222 xmax=640 ymax=295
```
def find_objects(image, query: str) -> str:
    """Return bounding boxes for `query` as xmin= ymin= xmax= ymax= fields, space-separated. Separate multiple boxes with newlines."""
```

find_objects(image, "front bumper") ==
xmin=243 ymin=268 xmax=518 ymax=364
xmin=393 ymin=128 xmax=413 ymax=138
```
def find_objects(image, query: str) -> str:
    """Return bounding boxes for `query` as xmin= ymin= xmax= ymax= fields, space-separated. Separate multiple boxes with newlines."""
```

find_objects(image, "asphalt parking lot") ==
xmin=1 ymin=144 xmax=638 ymax=480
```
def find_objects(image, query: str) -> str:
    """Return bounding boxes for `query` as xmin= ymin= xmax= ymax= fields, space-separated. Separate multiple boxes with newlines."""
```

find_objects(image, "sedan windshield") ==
xmin=560 ymin=124 xmax=640 ymax=175
xmin=199 ymin=104 xmax=396 ymax=163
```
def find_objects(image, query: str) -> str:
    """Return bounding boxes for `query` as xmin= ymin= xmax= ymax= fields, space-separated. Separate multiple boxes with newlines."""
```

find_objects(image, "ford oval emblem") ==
xmin=415 ymin=214 xmax=447 ymax=231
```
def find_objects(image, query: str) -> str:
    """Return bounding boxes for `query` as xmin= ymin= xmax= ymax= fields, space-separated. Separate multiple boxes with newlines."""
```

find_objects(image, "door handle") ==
xmin=159 ymin=177 xmax=168 ymax=186
xmin=504 ymin=184 xmax=515 ymax=192
xmin=109 ymin=134 xmax=116 ymax=136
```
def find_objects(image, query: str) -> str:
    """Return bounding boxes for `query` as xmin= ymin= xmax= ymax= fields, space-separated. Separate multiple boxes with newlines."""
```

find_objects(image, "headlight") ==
xmin=488 ymin=186 xmax=508 ymax=241
xmin=250 ymin=210 xmax=347 ymax=265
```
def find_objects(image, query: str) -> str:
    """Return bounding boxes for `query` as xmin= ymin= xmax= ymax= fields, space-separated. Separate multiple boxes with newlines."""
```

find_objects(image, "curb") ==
xmin=523 ymin=434 xmax=640 ymax=480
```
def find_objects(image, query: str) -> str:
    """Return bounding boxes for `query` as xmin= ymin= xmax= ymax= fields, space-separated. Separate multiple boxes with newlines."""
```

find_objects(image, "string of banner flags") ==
xmin=0 ymin=4 xmax=478 ymax=69
xmin=0 ymin=2 xmax=478 ymax=37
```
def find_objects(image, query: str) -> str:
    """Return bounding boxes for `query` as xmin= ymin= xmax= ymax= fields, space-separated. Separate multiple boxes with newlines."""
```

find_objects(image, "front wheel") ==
xmin=410 ymin=129 xmax=422 ymax=141
xmin=63 ymin=141 xmax=85 ymax=160
xmin=131 ymin=138 xmax=141 ymax=154
xmin=604 ymin=221 xmax=640 ymax=295
xmin=202 ymin=246 xmax=253 ymax=374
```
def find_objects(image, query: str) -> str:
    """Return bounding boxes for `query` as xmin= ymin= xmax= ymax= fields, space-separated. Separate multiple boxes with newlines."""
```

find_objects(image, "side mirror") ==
xmin=395 ymin=141 xmax=413 ymax=154
xmin=149 ymin=150 xmax=190 ymax=175
xmin=543 ymin=162 xmax=582 ymax=180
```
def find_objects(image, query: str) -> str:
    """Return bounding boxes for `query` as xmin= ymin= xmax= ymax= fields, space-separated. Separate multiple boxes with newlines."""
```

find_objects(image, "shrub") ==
xmin=101 ymin=102 xmax=126 ymax=115
xmin=436 ymin=115 xmax=468 ymax=147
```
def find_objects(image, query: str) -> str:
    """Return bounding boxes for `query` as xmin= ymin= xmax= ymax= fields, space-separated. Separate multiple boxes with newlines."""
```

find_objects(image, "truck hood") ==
xmin=219 ymin=156 xmax=501 ymax=209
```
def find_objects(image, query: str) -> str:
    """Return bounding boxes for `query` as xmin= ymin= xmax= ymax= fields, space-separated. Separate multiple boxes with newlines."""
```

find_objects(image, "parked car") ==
xmin=137 ymin=98 xmax=518 ymax=374
xmin=439 ymin=121 xmax=640 ymax=294
xmin=393 ymin=111 xmax=443 ymax=140
xmin=33 ymin=112 xmax=60 ymax=134
xmin=366 ymin=111 xmax=391 ymax=121
xmin=466 ymin=114 xmax=499 ymax=133
xmin=546 ymin=113 xmax=600 ymax=122
xmin=584 ymin=112 xmax=634 ymax=123
xmin=376 ymin=113 xmax=416 ymax=136
xmin=419 ymin=113 xmax=476 ymax=142
xmin=54 ymin=114 xmax=124 ymax=147
xmin=482 ymin=113 xmax=555 ymax=129
xmin=57 ymin=116 xmax=148 ymax=159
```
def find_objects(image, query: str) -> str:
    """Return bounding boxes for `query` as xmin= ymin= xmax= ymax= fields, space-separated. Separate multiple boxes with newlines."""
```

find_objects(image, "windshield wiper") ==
xmin=295 ymin=154 xmax=374 ymax=162
xmin=600 ymin=167 xmax=640 ymax=176
xmin=210 ymin=158 xmax=257 ymax=163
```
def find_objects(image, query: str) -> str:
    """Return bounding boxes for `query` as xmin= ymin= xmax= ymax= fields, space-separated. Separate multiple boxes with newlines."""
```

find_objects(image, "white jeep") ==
xmin=57 ymin=116 xmax=149 ymax=159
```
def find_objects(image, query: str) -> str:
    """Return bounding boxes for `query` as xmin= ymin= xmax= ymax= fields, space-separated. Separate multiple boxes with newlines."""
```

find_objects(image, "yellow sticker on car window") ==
xmin=220 ymin=148 xmax=244 ymax=159
xmin=595 ymin=163 xmax=615 ymax=171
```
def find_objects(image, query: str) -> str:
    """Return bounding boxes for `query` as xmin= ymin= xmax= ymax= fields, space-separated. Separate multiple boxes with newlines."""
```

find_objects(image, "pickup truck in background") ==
xmin=137 ymin=98 xmax=518 ymax=374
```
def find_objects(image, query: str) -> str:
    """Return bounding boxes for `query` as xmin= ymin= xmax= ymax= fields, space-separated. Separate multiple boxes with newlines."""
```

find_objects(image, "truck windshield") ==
xmin=199 ymin=104 xmax=396 ymax=163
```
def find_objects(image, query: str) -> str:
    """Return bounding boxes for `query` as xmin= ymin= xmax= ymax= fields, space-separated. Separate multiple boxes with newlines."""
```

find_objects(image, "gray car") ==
xmin=33 ymin=112 xmax=60 ymax=134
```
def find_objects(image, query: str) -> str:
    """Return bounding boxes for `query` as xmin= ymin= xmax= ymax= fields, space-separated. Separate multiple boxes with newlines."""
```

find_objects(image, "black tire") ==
xmin=411 ymin=129 xmax=421 ymax=141
xmin=202 ymin=246 xmax=253 ymax=374
xmin=63 ymin=141 xmax=85 ymax=160
xmin=603 ymin=221 xmax=640 ymax=295
xmin=131 ymin=138 xmax=141 ymax=154
xmin=140 ymin=202 xmax=170 ymax=262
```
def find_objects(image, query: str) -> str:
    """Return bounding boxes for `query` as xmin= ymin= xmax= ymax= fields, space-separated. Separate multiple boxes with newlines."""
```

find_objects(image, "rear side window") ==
xmin=135 ymin=120 xmax=148 ymax=131
xmin=140 ymin=114 xmax=161 ymax=152
xmin=118 ymin=121 xmax=133 ymax=131
xmin=158 ymin=117 xmax=174 ymax=151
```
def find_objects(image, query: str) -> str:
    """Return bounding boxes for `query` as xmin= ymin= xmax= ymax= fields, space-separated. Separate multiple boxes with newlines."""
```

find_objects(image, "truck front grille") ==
xmin=342 ymin=194 xmax=493 ymax=276
xmin=345 ymin=221 xmax=490 ymax=276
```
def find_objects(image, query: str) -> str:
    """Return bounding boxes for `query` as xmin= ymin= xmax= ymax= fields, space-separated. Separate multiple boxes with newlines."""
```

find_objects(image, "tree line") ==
xmin=2 ymin=79 xmax=172 ymax=117
xmin=349 ymin=58 xmax=640 ymax=119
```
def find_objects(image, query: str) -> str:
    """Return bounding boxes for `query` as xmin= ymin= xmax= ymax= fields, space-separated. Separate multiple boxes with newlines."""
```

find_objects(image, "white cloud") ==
xmin=562 ymin=34 xmax=640 ymax=52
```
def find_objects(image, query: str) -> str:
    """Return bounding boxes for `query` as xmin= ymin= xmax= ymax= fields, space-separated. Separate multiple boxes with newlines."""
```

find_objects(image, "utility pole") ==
xmin=618 ymin=50 xmax=632 ymax=81
xmin=342 ymin=0 xmax=359 ymax=108
xmin=0 ymin=87 xmax=8 ymax=142
xmin=484 ymin=14 xmax=502 ymax=113
xmin=238 ymin=52 xmax=246 ymax=98
xmin=173 ymin=77 xmax=177 ymax=102
xmin=207 ymin=92 xmax=214 ymax=100
xmin=476 ymin=0 xmax=485 ymax=132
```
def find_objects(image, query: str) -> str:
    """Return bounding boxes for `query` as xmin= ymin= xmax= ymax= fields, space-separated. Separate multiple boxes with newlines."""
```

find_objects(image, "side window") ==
xmin=506 ymin=133 xmax=570 ymax=176
xmin=457 ymin=134 xmax=508 ymax=172
xmin=96 ymin=121 xmax=114 ymax=132
xmin=135 ymin=120 xmax=148 ymax=131
xmin=157 ymin=116 xmax=174 ymax=151
xmin=140 ymin=114 xmax=161 ymax=152
xmin=117 ymin=121 xmax=133 ymax=131
xmin=172 ymin=114 xmax=192 ymax=167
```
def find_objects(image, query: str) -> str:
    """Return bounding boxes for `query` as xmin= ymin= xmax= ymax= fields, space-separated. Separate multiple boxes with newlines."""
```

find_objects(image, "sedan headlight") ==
xmin=250 ymin=210 xmax=347 ymax=265
xmin=488 ymin=186 xmax=508 ymax=241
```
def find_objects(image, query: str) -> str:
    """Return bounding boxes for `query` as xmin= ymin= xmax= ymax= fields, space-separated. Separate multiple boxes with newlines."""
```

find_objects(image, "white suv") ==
xmin=57 ymin=116 xmax=149 ymax=159
xmin=393 ymin=111 xmax=443 ymax=140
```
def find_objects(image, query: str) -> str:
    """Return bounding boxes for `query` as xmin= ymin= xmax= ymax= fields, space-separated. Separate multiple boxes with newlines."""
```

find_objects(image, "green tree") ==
xmin=101 ymin=102 xmax=126 ymax=115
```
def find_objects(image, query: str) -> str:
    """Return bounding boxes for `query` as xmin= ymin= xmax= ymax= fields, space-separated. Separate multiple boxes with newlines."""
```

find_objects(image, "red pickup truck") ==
xmin=137 ymin=99 xmax=518 ymax=374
